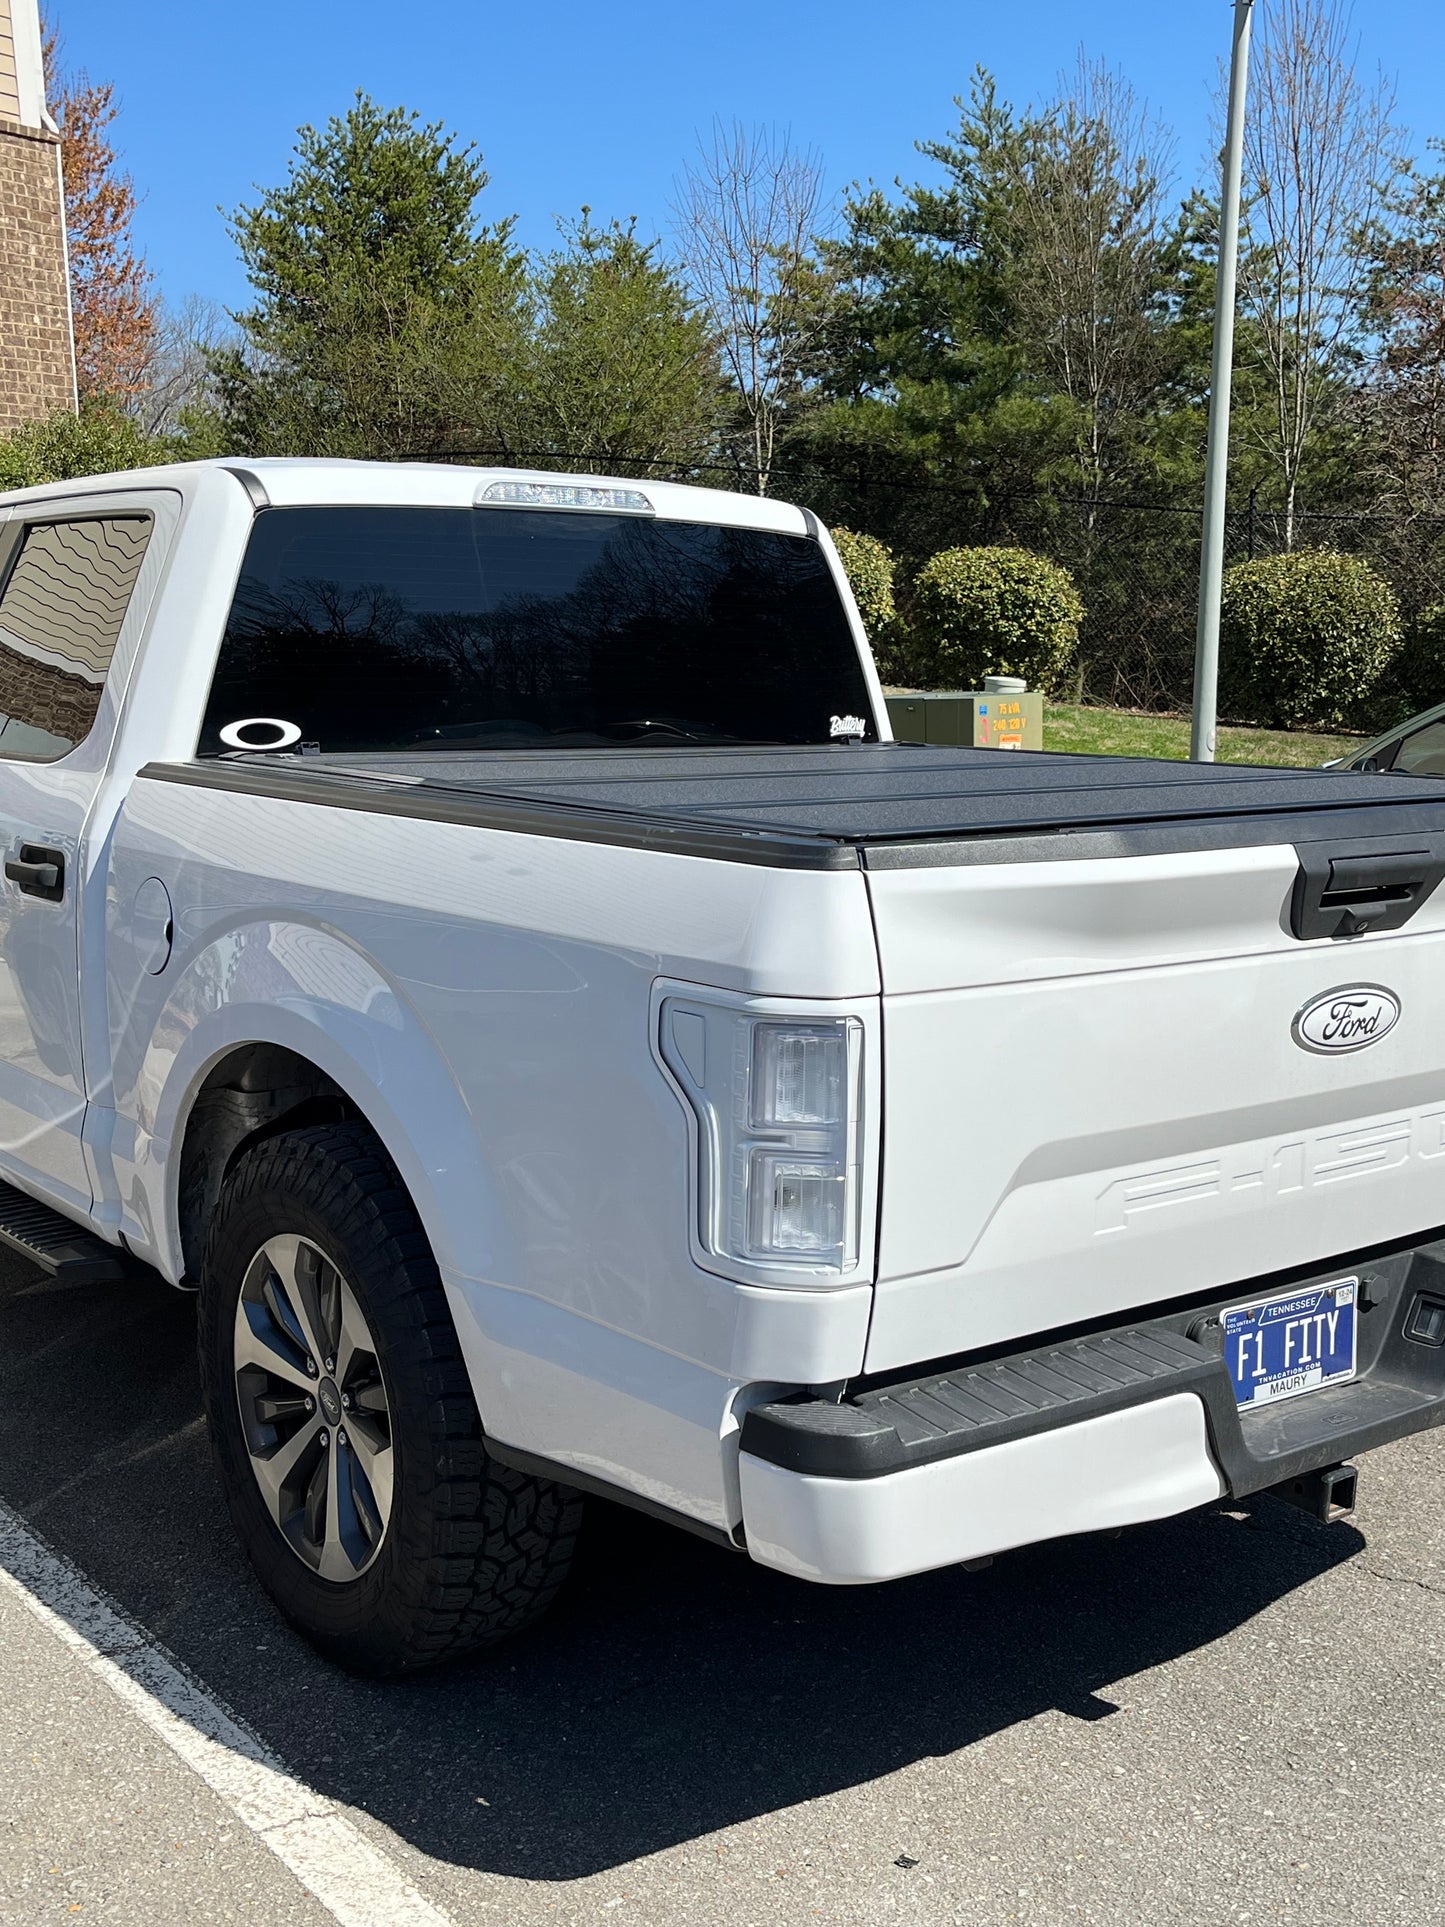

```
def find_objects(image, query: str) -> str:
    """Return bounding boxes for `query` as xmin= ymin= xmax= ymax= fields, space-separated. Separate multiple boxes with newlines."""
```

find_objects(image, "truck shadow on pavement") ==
xmin=0 ymin=1253 xmax=1363 ymax=1882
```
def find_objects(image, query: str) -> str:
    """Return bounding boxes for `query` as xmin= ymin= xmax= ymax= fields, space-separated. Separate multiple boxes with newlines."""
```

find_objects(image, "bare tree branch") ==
xmin=1001 ymin=55 xmax=1176 ymax=510
xmin=1235 ymin=0 xmax=1405 ymax=544
xmin=130 ymin=294 xmax=233 ymax=436
xmin=673 ymin=120 xmax=834 ymax=493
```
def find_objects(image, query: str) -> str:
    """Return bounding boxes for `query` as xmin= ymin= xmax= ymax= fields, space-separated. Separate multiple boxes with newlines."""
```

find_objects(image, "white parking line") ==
xmin=0 ymin=1498 xmax=457 ymax=1927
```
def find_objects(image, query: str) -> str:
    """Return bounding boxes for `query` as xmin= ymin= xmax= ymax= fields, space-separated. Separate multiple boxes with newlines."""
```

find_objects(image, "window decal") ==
xmin=218 ymin=717 xmax=303 ymax=751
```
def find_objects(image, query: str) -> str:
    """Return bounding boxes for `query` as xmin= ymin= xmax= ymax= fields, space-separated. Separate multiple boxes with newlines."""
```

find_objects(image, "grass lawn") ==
xmin=1043 ymin=704 xmax=1361 ymax=768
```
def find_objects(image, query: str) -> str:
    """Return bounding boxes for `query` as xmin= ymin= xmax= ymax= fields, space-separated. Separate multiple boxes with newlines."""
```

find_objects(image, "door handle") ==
xmin=5 ymin=844 xmax=65 ymax=902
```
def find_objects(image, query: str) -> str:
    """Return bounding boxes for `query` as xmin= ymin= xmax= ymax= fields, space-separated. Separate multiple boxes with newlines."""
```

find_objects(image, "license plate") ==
xmin=1222 ymin=1277 xmax=1358 ymax=1410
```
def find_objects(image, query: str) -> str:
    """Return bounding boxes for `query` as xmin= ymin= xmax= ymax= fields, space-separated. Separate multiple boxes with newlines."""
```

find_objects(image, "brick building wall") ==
xmin=0 ymin=0 xmax=74 ymax=431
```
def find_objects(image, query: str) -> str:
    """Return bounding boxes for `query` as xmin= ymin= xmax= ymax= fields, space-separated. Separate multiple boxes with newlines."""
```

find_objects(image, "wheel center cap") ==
xmin=318 ymin=1378 xmax=342 ymax=1425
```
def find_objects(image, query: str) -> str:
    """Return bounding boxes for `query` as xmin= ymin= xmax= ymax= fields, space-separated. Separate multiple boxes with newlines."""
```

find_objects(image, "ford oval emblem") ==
xmin=1292 ymin=984 xmax=1401 ymax=1055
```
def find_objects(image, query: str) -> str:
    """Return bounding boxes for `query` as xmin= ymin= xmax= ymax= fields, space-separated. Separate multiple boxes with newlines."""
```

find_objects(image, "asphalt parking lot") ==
xmin=0 ymin=1248 xmax=1442 ymax=1927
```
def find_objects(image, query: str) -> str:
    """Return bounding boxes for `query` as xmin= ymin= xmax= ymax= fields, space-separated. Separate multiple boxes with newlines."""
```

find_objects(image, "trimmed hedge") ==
xmin=1393 ymin=600 xmax=1445 ymax=720
xmin=909 ymin=545 xmax=1083 ymax=693
xmin=1219 ymin=551 xmax=1401 ymax=731
xmin=831 ymin=527 xmax=909 ymax=681
xmin=0 ymin=402 xmax=170 ymax=491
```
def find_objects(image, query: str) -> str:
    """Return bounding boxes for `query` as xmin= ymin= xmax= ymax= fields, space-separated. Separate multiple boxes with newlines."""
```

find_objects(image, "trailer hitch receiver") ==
xmin=1268 ymin=1462 xmax=1358 ymax=1524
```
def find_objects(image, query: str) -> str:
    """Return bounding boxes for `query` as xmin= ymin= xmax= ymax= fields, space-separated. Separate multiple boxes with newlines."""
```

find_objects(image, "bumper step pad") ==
xmin=743 ymin=1327 xmax=1219 ymax=1479
xmin=0 ymin=1180 xmax=124 ymax=1283
xmin=740 ymin=1240 xmax=1445 ymax=1499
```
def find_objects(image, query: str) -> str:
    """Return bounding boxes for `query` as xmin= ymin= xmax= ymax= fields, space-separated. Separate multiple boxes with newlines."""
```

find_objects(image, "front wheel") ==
xmin=197 ymin=1122 xmax=582 ymax=1674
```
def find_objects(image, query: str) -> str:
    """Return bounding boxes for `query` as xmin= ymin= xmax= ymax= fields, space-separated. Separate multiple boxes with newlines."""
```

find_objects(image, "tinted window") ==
xmin=0 ymin=517 xmax=151 ymax=760
xmin=199 ymin=506 xmax=874 ymax=756
xmin=1392 ymin=721 xmax=1445 ymax=777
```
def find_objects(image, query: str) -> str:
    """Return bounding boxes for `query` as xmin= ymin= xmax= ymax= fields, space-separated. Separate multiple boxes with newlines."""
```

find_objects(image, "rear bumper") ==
xmin=741 ymin=1393 xmax=1223 ymax=1583
xmin=738 ymin=1235 xmax=1445 ymax=1584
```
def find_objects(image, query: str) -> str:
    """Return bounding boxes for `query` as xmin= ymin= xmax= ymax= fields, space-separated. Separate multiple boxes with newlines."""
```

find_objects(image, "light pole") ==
xmin=1190 ymin=0 xmax=1255 ymax=762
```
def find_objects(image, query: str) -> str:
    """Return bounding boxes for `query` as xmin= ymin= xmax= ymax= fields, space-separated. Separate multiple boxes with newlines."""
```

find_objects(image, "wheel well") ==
xmin=176 ymin=1045 xmax=356 ymax=1281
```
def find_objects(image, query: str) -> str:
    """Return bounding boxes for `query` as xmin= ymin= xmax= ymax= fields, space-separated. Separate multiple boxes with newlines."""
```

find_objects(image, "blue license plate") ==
xmin=1223 ymin=1278 xmax=1358 ymax=1410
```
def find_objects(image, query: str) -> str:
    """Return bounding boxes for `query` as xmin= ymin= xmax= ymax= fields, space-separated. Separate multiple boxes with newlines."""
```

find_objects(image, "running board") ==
xmin=0 ymin=1181 xmax=125 ymax=1283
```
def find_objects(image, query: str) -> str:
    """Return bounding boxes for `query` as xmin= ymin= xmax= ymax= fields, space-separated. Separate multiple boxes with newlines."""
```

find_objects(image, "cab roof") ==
xmin=0 ymin=457 xmax=816 ymax=537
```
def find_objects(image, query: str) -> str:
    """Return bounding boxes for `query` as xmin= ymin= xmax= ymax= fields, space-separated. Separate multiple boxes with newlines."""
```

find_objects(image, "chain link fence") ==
xmin=756 ymin=459 xmax=1445 ymax=716
xmin=719 ymin=468 xmax=1445 ymax=718
xmin=980 ymin=494 xmax=1445 ymax=715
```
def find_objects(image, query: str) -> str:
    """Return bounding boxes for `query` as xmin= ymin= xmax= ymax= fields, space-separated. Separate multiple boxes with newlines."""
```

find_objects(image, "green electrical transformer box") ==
xmin=885 ymin=688 xmax=1044 ymax=750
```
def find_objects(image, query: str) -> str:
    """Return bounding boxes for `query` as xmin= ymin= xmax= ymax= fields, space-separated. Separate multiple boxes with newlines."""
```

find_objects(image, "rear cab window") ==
xmin=198 ymin=505 xmax=875 ymax=756
xmin=0 ymin=516 xmax=152 ymax=761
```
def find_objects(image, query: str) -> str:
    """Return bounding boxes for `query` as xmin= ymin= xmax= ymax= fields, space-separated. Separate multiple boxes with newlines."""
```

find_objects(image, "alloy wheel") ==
xmin=233 ymin=1233 xmax=394 ymax=1580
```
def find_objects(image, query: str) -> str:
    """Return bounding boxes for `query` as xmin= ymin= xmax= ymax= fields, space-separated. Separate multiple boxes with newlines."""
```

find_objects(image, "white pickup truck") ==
xmin=1 ymin=457 xmax=1444 ymax=1673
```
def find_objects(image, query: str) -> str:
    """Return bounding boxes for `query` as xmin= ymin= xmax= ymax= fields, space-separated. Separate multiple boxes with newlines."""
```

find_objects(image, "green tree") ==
xmin=521 ymin=216 xmax=723 ymax=473
xmin=785 ymin=75 xmax=1027 ymax=548
xmin=213 ymin=95 xmax=529 ymax=458
xmin=784 ymin=70 xmax=1204 ymax=551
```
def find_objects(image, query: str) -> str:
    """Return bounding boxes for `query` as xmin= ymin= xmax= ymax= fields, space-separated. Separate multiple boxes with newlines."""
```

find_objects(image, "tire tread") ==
xmin=198 ymin=1122 xmax=581 ymax=1673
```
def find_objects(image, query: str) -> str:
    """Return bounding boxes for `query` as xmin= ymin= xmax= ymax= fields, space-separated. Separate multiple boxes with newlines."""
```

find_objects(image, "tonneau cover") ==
xmin=145 ymin=743 xmax=1445 ymax=869
xmin=335 ymin=744 xmax=1445 ymax=838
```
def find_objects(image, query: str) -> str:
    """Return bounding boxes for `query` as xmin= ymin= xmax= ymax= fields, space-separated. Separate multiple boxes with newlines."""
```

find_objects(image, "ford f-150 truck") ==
xmin=2 ymin=457 xmax=1445 ymax=1673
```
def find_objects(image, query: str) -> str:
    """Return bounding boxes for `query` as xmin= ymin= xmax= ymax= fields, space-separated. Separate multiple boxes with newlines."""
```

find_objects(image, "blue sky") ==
xmin=49 ymin=0 xmax=1445 ymax=319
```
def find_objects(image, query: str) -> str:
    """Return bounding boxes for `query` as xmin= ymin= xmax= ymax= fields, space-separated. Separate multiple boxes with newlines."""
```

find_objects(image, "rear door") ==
xmin=864 ymin=833 xmax=1445 ymax=1373
xmin=0 ymin=497 xmax=168 ymax=1213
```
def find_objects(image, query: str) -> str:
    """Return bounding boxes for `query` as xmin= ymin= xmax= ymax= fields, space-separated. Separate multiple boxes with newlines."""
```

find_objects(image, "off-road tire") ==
xmin=197 ymin=1122 xmax=583 ymax=1674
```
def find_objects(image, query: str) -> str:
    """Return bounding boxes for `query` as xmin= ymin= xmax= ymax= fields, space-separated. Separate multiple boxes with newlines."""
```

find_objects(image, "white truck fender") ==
xmin=119 ymin=918 xmax=505 ymax=1289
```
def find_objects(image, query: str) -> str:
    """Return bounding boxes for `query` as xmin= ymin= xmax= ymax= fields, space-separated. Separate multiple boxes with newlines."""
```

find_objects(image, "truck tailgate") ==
xmin=865 ymin=834 xmax=1445 ymax=1373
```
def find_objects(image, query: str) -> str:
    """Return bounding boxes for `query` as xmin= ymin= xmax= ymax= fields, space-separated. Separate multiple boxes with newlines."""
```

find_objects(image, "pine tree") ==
xmin=215 ymin=95 xmax=529 ymax=458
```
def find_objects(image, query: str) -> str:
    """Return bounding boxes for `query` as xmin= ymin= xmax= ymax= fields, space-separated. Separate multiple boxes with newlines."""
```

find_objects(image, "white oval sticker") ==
xmin=1292 ymin=984 xmax=1401 ymax=1055
xmin=218 ymin=717 xmax=303 ymax=751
